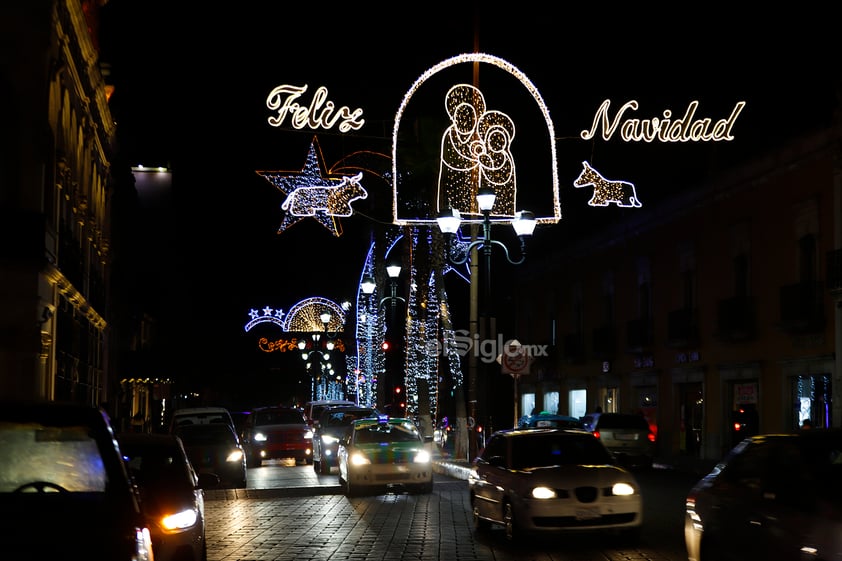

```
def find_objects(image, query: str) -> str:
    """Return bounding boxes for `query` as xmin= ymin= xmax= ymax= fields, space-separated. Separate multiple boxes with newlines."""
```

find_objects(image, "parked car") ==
xmin=169 ymin=406 xmax=236 ymax=434
xmin=242 ymin=405 xmax=313 ymax=467
xmin=119 ymin=432 xmax=217 ymax=561
xmin=312 ymin=405 xmax=379 ymax=474
xmin=589 ymin=412 xmax=656 ymax=468
xmin=338 ymin=416 xmax=434 ymax=496
xmin=0 ymin=400 xmax=154 ymax=560
xmin=517 ymin=412 xmax=585 ymax=429
xmin=468 ymin=427 xmax=643 ymax=542
xmin=174 ymin=422 xmax=247 ymax=488
xmin=685 ymin=429 xmax=842 ymax=561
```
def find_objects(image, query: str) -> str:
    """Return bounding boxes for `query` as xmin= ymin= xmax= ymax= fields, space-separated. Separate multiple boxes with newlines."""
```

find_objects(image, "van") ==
xmin=303 ymin=399 xmax=355 ymax=427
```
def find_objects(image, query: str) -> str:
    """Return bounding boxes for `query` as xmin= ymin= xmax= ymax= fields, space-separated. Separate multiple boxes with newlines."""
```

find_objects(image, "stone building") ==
xmin=515 ymin=120 xmax=842 ymax=462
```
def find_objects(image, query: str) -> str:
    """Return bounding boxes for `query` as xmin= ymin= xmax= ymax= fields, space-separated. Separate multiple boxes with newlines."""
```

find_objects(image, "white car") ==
xmin=469 ymin=427 xmax=643 ymax=542
xmin=337 ymin=417 xmax=434 ymax=496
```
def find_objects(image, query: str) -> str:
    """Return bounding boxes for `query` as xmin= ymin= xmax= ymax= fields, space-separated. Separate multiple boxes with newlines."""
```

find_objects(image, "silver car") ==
xmin=469 ymin=428 xmax=643 ymax=542
xmin=591 ymin=413 xmax=655 ymax=468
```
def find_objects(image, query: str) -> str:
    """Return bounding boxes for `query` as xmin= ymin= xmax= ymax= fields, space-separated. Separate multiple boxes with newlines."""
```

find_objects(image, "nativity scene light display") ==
xmin=392 ymin=52 xmax=561 ymax=227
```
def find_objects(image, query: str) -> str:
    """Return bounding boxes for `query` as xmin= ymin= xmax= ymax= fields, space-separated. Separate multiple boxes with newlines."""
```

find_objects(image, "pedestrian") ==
xmin=801 ymin=419 xmax=813 ymax=429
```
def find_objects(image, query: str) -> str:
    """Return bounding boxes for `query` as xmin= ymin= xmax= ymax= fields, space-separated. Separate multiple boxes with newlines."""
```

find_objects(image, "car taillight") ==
xmin=593 ymin=430 xmax=601 ymax=439
xmin=647 ymin=432 xmax=656 ymax=442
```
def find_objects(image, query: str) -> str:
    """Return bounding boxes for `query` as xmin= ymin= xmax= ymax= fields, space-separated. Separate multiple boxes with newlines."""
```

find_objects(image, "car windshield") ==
xmin=255 ymin=410 xmax=304 ymax=425
xmin=176 ymin=424 xmax=236 ymax=446
xmin=122 ymin=446 xmax=187 ymax=488
xmin=510 ymin=433 xmax=613 ymax=469
xmin=325 ymin=410 xmax=375 ymax=428
xmin=0 ymin=422 xmax=107 ymax=492
xmin=355 ymin=423 xmax=421 ymax=444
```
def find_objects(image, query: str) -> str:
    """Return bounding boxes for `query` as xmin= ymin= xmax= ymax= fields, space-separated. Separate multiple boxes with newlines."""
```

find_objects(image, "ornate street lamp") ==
xmin=436 ymin=186 xmax=536 ymax=266
xmin=361 ymin=261 xmax=406 ymax=311
xmin=436 ymin=186 xmax=536 ymax=458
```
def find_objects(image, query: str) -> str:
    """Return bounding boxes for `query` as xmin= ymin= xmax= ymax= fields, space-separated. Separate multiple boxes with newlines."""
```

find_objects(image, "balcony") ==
xmin=626 ymin=317 xmax=653 ymax=353
xmin=591 ymin=325 xmax=616 ymax=359
xmin=716 ymin=296 xmax=755 ymax=342
xmin=561 ymin=332 xmax=585 ymax=363
xmin=779 ymin=281 xmax=825 ymax=334
xmin=666 ymin=308 xmax=699 ymax=348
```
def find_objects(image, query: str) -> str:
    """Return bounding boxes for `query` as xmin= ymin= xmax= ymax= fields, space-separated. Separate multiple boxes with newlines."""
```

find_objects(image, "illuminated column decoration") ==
xmin=403 ymin=228 xmax=440 ymax=422
xmin=354 ymin=241 xmax=391 ymax=408
xmin=439 ymin=287 xmax=464 ymax=391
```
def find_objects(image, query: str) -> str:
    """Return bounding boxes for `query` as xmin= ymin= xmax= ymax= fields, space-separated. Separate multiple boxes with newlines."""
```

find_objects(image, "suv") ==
xmin=591 ymin=412 xmax=656 ymax=468
xmin=242 ymin=406 xmax=313 ymax=467
xmin=0 ymin=400 xmax=154 ymax=560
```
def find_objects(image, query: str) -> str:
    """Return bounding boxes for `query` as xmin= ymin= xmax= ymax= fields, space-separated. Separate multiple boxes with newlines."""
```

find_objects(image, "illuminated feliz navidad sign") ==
xmin=258 ymin=52 xmax=745 ymax=233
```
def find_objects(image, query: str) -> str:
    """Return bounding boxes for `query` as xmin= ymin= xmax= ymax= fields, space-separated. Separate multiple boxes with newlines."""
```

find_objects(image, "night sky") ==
xmin=97 ymin=3 xmax=838 ymax=406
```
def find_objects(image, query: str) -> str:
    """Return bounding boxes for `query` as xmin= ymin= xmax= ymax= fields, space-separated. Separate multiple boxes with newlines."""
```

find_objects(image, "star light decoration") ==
xmin=244 ymin=306 xmax=286 ymax=332
xmin=257 ymin=137 xmax=368 ymax=237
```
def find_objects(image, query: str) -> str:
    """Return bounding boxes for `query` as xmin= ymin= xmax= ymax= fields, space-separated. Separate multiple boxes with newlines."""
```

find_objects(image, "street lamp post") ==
xmin=361 ymin=263 xmax=406 ymax=310
xmin=437 ymin=186 xmax=536 ymax=458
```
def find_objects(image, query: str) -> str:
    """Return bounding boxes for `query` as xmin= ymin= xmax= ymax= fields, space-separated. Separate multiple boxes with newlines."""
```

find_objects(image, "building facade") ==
xmin=515 ymin=124 xmax=842 ymax=462
xmin=1 ymin=1 xmax=117 ymax=406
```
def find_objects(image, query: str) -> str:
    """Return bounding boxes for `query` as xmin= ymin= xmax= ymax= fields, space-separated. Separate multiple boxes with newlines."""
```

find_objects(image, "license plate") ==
xmin=575 ymin=507 xmax=601 ymax=520
xmin=617 ymin=433 xmax=638 ymax=440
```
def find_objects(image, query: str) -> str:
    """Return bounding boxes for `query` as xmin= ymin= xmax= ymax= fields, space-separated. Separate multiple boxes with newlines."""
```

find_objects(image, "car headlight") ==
xmin=160 ymin=507 xmax=199 ymax=531
xmin=254 ymin=432 xmax=267 ymax=442
xmin=413 ymin=449 xmax=431 ymax=464
xmin=226 ymin=449 xmax=244 ymax=462
xmin=531 ymin=486 xmax=557 ymax=499
xmin=350 ymin=451 xmax=370 ymax=466
xmin=611 ymin=482 xmax=635 ymax=496
xmin=135 ymin=527 xmax=154 ymax=561
xmin=322 ymin=434 xmax=340 ymax=445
